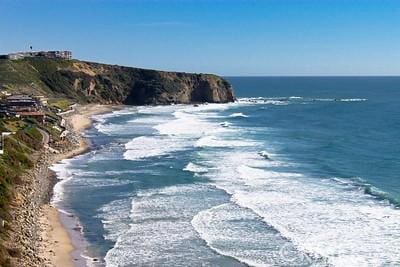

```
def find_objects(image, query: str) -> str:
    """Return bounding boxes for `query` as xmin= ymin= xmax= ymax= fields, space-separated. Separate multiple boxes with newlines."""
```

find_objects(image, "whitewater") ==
xmin=51 ymin=77 xmax=400 ymax=267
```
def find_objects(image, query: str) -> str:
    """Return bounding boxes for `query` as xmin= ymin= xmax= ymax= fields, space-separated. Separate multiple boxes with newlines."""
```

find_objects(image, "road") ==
xmin=37 ymin=128 xmax=50 ymax=147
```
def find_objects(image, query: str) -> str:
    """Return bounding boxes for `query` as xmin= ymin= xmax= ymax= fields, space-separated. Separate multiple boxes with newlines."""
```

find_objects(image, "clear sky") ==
xmin=0 ymin=0 xmax=399 ymax=76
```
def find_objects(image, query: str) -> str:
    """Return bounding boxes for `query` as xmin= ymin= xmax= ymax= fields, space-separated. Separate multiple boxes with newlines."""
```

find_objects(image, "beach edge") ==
xmin=39 ymin=104 xmax=117 ymax=267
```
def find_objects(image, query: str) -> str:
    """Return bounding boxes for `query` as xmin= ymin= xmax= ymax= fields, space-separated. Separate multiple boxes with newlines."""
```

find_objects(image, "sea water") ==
xmin=51 ymin=77 xmax=400 ymax=266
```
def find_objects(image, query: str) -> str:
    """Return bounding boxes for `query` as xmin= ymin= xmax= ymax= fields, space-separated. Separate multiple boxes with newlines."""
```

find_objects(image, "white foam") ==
xmin=73 ymin=169 xmax=155 ymax=177
xmin=182 ymin=102 xmax=232 ymax=113
xmin=229 ymin=112 xmax=248 ymax=118
xmin=86 ymin=103 xmax=397 ymax=266
xmin=92 ymin=108 xmax=139 ymax=135
xmin=84 ymin=144 xmax=125 ymax=163
xmin=195 ymin=135 xmax=255 ymax=148
xmin=154 ymin=111 xmax=223 ymax=136
xmin=192 ymin=203 xmax=314 ymax=267
xmin=87 ymin=152 xmax=123 ymax=162
xmin=105 ymin=184 xmax=228 ymax=266
xmin=236 ymin=96 xmax=367 ymax=105
xmin=232 ymin=187 xmax=400 ymax=266
xmin=67 ymin=177 xmax=134 ymax=188
xmin=127 ymin=116 xmax=167 ymax=124
xmin=50 ymin=159 xmax=74 ymax=204
xmin=97 ymin=198 xmax=132 ymax=242
xmin=183 ymin=162 xmax=208 ymax=173
xmin=202 ymin=147 xmax=400 ymax=266
xmin=123 ymin=136 xmax=188 ymax=160
xmin=340 ymin=98 xmax=367 ymax=102
xmin=95 ymin=108 xmax=168 ymax=136
xmin=176 ymin=103 xmax=400 ymax=265
xmin=95 ymin=122 xmax=131 ymax=135
xmin=136 ymin=104 xmax=187 ymax=115
xmin=237 ymin=97 xmax=289 ymax=105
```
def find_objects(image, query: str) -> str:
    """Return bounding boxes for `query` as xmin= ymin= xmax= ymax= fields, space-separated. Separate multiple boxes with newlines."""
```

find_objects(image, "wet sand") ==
xmin=40 ymin=104 xmax=116 ymax=267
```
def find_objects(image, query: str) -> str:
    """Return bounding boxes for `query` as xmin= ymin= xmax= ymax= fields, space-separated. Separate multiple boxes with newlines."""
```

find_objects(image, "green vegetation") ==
xmin=0 ymin=120 xmax=42 ymax=214
xmin=48 ymin=98 xmax=73 ymax=112
xmin=0 ymin=58 xmax=80 ymax=100
xmin=0 ymin=57 xmax=118 ymax=104
xmin=0 ymin=119 xmax=43 ymax=266
xmin=0 ymin=57 xmax=234 ymax=106
xmin=1 ymin=120 xmax=27 ymax=133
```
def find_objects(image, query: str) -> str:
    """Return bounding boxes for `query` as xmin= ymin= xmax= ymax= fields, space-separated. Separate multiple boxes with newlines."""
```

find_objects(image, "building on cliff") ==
xmin=0 ymin=50 xmax=72 ymax=60
xmin=4 ymin=95 xmax=45 ymax=123
xmin=6 ymin=95 xmax=41 ymax=112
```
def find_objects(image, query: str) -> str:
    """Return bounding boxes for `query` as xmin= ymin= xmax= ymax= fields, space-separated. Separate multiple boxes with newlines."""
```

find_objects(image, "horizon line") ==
xmin=223 ymin=75 xmax=400 ymax=78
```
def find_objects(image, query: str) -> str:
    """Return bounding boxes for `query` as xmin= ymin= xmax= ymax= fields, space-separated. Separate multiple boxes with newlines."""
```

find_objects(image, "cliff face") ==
xmin=0 ymin=58 xmax=235 ymax=105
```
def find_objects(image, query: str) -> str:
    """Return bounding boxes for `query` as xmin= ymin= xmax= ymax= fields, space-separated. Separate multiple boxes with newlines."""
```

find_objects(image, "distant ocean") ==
xmin=51 ymin=77 xmax=400 ymax=266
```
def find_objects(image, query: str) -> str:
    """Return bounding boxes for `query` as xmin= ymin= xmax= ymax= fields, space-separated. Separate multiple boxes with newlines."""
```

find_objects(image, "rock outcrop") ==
xmin=0 ymin=58 xmax=235 ymax=105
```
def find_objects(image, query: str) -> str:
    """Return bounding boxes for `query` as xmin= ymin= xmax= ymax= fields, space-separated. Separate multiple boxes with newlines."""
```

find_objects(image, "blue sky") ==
xmin=0 ymin=0 xmax=399 ymax=76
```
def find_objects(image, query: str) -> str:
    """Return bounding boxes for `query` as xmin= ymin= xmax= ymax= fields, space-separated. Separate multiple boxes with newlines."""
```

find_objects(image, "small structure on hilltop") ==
xmin=0 ymin=50 xmax=72 ymax=60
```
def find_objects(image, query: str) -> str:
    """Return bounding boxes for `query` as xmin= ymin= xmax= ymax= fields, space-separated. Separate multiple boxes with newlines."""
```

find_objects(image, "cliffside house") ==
xmin=6 ymin=95 xmax=40 ymax=111
xmin=5 ymin=95 xmax=45 ymax=123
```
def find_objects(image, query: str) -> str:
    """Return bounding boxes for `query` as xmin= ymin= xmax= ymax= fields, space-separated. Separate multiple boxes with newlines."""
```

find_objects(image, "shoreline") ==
xmin=40 ymin=104 xmax=117 ymax=267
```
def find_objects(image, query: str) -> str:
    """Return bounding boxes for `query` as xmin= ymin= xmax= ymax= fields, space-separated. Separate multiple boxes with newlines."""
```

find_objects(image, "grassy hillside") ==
xmin=0 ymin=119 xmax=43 ymax=266
xmin=0 ymin=58 xmax=90 ymax=102
xmin=0 ymin=57 xmax=234 ymax=105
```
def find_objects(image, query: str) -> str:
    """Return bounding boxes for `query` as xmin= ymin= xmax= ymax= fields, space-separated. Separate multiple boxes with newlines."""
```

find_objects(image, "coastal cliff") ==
xmin=0 ymin=58 xmax=235 ymax=266
xmin=0 ymin=58 xmax=235 ymax=105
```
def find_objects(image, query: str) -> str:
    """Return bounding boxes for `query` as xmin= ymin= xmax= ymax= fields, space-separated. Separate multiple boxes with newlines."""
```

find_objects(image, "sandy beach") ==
xmin=40 ymin=104 xmax=115 ymax=267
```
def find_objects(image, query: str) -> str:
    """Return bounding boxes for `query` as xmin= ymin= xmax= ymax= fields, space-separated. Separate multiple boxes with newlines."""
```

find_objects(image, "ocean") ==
xmin=51 ymin=77 xmax=400 ymax=266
